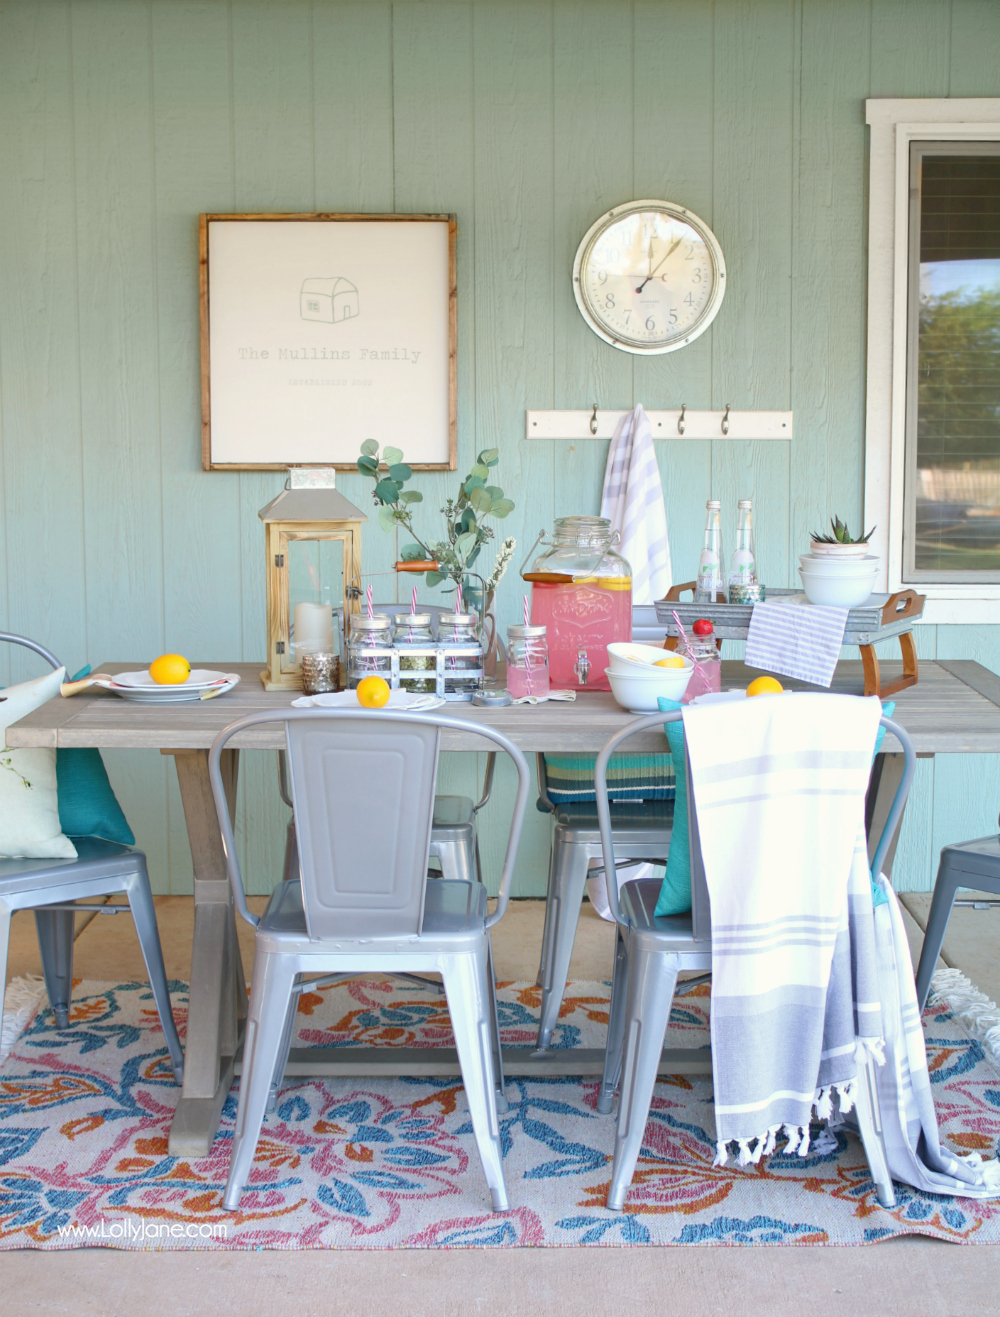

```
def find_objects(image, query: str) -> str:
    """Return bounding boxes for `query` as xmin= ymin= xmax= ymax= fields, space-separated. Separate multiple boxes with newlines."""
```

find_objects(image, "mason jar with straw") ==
xmin=506 ymin=596 xmax=549 ymax=699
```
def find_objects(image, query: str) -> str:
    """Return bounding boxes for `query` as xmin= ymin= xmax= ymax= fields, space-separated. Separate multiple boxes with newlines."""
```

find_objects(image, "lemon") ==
xmin=356 ymin=675 xmax=391 ymax=708
xmin=149 ymin=654 xmax=191 ymax=685
xmin=746 ymin=675 xmax=784 ymax=697
xmin=654 ymin=655 xmax=685 ymax=668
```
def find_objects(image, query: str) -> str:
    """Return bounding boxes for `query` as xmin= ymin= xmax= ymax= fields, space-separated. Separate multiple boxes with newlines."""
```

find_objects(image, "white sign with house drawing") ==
xmin=203 ymin=216 xmax=453 ymax=468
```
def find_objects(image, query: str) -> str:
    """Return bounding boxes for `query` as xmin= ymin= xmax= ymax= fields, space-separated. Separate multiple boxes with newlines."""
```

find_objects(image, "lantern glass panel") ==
xmin=286 ymin=535 xmax=347 ymax=674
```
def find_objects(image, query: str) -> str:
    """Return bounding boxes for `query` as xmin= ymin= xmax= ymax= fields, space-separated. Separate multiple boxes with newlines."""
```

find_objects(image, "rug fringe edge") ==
xmin=1 ymin=974 xmax=47 ymax=1064
xmin=929 ymin=967 xmax=1000 ymax=1069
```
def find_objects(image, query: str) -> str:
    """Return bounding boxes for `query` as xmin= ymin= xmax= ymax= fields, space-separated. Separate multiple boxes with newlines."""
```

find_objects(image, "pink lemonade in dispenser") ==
xmin=530 ymin=580 xmax=631 ymax=690
xmin=526 ymin=518 xmax=632 ymax=691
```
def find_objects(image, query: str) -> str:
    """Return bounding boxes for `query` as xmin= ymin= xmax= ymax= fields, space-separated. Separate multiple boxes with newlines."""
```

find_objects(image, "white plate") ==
xmin=291 ymin=689 xmax=445 ymax=711
xmin=111 ymin=669 xmax=229 ymax=690
xmin=99 ymin=674 xmax=240 ymax=703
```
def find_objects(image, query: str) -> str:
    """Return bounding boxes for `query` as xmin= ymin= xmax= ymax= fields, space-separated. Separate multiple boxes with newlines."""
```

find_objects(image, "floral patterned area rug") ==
xmin=2 ymin=976 xmax=1000 ymax=1250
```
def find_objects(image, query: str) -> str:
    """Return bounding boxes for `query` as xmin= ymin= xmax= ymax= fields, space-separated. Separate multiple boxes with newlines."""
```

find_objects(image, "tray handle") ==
xmin=664 ymin=581 xmax=696 ymax=602
xmin=880 ymin=589 xmax=924 ymax=625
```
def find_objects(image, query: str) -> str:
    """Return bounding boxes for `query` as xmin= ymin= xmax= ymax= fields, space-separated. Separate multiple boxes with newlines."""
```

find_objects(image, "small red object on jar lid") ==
xmin=692 ymin=618 xmax=714 ymax=637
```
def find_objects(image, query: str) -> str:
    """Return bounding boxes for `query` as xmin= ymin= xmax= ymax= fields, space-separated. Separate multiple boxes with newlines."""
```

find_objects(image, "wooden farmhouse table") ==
xmin=9 ymin=657 xmax=1000 ymax=1157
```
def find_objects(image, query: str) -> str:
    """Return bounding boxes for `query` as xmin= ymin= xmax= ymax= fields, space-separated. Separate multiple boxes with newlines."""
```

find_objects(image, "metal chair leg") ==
xmin=486 ymin=936 xmax=508 ymax=1113
xmin=535 ymin=842 xmax=591 ymax=1051
xmin=34 ymin=905 xmax=77 ymax=1029
xmin=854 ymin=1052 xmax=897 ymax=1208
xmin=266 ymin=990 xmax=300 ymax=1116
xmin=535 ymin=830 xmax=560 ymax=988
xmin=125 ymin=867 xmax=185 ymax=1083
xmin=597 ymin=924 xmax=630 ymax=1114
xmin=606 ymin=947 xmax=679 ymax=1212
xmin=224 ymin=950 xmax=298 ymax=1211
xmin=0 ymin=906 xmax=11 ymax=1032
xmin=443 ymin=948 xmax=509 ymax=1212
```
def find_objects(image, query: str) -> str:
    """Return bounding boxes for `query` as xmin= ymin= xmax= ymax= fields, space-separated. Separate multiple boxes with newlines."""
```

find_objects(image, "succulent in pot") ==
xmin=808 ymin=517 xmax=876 ymax=559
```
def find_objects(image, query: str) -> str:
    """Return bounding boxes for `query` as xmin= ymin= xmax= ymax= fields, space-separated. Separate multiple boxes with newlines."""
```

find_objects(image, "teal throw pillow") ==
xmin=654 ymin=699 xmax=691 ymax=916
xmin=653 ymin=696 xmax=897 ymax=920
xmin=56 ymin=747 xmax=135 ymax=845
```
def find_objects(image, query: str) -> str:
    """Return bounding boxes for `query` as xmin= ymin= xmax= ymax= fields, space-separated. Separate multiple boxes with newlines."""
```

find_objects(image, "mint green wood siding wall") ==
xmin=1 ymin=0 xmax=998 ymax=895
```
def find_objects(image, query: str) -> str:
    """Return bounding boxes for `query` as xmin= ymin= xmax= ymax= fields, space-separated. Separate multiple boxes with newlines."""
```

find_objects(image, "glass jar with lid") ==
xmin=392 ymin=612 xmax=436 ymax=693
xmin=347 ymin=614 xmax=392 ymax=688
xmin=527 ymin=516 xmax=631 ymax=691
xmin=506 ymin=623 xmax=549 ymax=699
xmin=438 ymin=611 xmax=483 ymax=701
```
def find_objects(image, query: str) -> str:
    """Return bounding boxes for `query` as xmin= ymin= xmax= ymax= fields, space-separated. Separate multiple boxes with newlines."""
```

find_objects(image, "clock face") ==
xmin=573 ymin=201 xmax=726 ymax=354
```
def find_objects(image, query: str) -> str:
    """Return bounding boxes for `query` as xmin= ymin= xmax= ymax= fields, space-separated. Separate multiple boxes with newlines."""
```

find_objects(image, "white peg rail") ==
xmin=525 ymin=409 xmax=793 ymax=442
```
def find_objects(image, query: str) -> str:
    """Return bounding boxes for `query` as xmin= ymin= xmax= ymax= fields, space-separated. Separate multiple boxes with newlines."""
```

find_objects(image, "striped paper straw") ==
xmin=523 ymin=594 xmax=531 ymax=694
xmin=411 ymin=584 xmax=418 ymax=615
xmin=455 ymin=583 xmax=463 ymax=615
xmin=366 ymin=584 xmax=373 ymax=619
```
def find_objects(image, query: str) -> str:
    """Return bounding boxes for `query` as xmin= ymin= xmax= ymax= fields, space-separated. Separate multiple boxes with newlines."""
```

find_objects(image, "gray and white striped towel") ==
xmin=682 ymin=691 xmax=883 ymax=1164
xmin=600 ymin=403 xmax=671 ymax=605
xmin=744 ymin=597 xmax=849 ymax=687
xmin=865 ymin=875 xmax=1000 ymax=1195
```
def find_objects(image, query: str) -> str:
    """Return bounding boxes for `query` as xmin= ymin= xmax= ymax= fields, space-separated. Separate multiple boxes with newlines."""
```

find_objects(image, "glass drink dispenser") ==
xmin=524 ymin=517 xmax=632 ymax=691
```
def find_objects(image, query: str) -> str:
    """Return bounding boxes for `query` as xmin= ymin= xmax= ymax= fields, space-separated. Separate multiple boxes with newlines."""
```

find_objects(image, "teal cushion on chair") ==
xmin=56 ymin=748 xmax=135 ymax=845
xmin=652 ymin=696 xmax=897 ymax=919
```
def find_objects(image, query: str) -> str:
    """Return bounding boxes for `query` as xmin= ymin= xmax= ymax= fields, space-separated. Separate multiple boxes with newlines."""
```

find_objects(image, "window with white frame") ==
xmin=865 ymin=100 xmax=1000 ymax=623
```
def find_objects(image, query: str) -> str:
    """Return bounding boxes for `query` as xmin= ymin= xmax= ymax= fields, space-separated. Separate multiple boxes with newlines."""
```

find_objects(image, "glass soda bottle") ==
xmin=695 ymin=501 xmax=723 ymax=603
xmin=728 ymin=499 xmax=758 ymax=600
xmin=680 ymin=619 xmax=722 ymax=704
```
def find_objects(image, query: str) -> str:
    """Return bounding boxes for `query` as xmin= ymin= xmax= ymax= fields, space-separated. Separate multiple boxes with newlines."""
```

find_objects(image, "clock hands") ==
xmin=636 ymin=237 xmax=682 ymax=293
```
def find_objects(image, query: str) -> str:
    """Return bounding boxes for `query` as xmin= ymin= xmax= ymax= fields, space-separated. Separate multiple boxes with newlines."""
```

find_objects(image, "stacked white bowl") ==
xmin=798 ymin=544 xmax=879 ymax=608
xmin=605 ymin=642 xmax=694 ymax=712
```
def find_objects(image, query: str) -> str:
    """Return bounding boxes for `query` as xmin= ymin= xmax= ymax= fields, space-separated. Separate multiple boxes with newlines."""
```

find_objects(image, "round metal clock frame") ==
xmin=572 ymin=199 xmax=727 ymax=356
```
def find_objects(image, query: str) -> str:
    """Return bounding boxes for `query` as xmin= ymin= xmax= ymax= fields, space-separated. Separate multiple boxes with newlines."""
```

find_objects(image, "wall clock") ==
xmin=572 ymin=199 xmax=726 ymax=355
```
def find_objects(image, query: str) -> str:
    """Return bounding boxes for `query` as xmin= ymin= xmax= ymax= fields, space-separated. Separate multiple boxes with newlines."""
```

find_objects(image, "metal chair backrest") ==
xmin=0 ymin=632 xmax=62 ymax=672
xmin=286 ymin=713 xmax=440 ymax=938
xmin=208 ymin=708 xmax=532 ymax=938
xmin=595 ymin=708 xmax=917 ymax=930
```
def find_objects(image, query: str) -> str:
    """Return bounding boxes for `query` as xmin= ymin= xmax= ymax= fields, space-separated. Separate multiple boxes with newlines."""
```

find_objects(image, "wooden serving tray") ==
xmin=654 ymin=585 xmax=925 ymax=699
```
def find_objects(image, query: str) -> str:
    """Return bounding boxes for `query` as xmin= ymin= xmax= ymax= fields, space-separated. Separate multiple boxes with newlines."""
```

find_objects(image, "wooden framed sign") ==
xmin=200 ymin=213 xmax=457 ymax=470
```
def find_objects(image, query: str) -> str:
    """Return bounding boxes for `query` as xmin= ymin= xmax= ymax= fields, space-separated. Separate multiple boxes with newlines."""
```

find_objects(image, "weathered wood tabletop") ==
xmin=9 ymin=659 xmax=1000 ymax=754
xmin=10 ymin=656 xmax=1000 ymax=1158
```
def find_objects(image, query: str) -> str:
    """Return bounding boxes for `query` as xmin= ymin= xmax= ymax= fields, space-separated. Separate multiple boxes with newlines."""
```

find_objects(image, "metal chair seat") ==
xmin=257 ymin=875 xmax=489 ymax=951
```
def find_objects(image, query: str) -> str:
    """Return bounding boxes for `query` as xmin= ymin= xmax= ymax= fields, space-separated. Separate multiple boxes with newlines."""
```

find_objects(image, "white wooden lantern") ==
xmin=259 ymin=469 xmax=366 ymax=691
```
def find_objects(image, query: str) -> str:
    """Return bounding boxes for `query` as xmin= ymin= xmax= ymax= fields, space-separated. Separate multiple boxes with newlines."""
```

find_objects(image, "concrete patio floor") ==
xmin=3 ymin=892 xmax=999 ymax=1314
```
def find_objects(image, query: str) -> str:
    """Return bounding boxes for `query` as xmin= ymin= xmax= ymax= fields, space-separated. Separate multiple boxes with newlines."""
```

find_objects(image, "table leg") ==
xmin=164 ymin=747 xmax=245 ymax=1157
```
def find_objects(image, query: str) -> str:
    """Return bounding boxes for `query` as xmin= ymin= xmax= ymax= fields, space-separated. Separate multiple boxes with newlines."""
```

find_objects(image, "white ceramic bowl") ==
xmin=798 ymin=553 xmax=880 ymax=576
xmin=798 ymin=564 xmax=878 ymax=608
xmin=605 ymin=662 xmax=693 ymax=712
xmin=607 ymin=641 xmax=681 ymax=673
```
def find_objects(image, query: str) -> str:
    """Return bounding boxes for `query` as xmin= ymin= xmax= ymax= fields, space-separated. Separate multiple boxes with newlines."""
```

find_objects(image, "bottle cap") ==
xmin=707 ymin=499 xmax=721 ymax=509
xmin=738 ymin=499 xmax=752 ymax=508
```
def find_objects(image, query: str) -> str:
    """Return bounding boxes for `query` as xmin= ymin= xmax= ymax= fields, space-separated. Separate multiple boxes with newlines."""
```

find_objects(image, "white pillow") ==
xmin=0 ymin=667 xmax=77 ymax=858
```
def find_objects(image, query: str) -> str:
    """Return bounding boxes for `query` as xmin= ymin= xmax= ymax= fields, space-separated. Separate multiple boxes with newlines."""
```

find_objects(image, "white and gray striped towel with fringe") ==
xmin=682 ymin=691 xmax=883 ymax=1166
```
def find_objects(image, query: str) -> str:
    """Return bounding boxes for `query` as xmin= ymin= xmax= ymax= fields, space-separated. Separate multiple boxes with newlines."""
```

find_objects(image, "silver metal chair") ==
xmin=594 ymin=710 xmax=916 ymax=1213
xmin=212 ymin=709 xmax=531 ymax=1214
xmin=533 ymin=603 xmax=675 ymax=1051
xmin=0 ymin=633 xmax=183 ymax=1081
xmin=914 ymin=832 xmax=1000 ymax=1012
xmin=534 ymin=759 xmax=673 ymax=1051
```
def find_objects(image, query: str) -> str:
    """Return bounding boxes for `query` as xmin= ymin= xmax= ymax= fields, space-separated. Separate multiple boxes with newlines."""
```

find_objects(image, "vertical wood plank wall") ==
xmin=0 ymin=0 xmax=998 ymax=895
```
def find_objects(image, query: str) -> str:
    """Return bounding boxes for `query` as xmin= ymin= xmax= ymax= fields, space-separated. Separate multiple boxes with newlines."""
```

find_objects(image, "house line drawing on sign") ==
xmin=300 ymin=277 xmax=359 ymax=323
